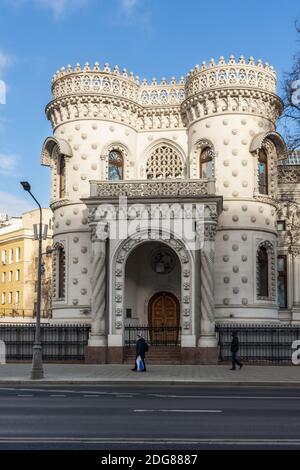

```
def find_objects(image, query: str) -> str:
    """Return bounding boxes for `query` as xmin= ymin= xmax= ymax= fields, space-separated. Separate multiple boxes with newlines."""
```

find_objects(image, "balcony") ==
xmin=89 ymin=178 xmax=216 ymax=200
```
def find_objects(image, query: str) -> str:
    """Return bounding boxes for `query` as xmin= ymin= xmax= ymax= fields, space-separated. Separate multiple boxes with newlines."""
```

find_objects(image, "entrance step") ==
xmin=123 ymin=346 xmax=182 ymax=365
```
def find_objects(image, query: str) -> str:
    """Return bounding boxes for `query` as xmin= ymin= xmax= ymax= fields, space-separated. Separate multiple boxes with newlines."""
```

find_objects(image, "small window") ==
xmin=58 ymin=246 xmax=66 ymax=299
xmin=258 ymin=148 xmax=268 ymax=195
xmin=277 ymin=221 xmax=286 ymax=232
xmin=1 ymin=250 xmax=6 ymax=265
xmin=200 ymin=146 xmax=213 ymax=178
xmin=8 ymin=271 xmax=12 ymax=282
xmin=108 ymin=150 xmax=123 ymax=181
xmin=126 ymin=308 xmax=132 ymax=319
xmin=278 ymin=255 xmax=287 ymax=309
xmin=8 ymin=292 xmax=12 ymax=304
xmin=257 ymin=245 xmax=269 ymax=297
xmin=58 ymin=155 xmax=66 ymax=198
xmin=1 ymin=292 xmax=5 ymax=304
xmin=16 ymin=270 xmax=20 ymax=281
xmin=15 ymin=291 xmax=20 ymax=304
xmin=8 ymin=248 xmax=13 ymax=264
xmin=1 ymin=272 xmax=5 ymax=283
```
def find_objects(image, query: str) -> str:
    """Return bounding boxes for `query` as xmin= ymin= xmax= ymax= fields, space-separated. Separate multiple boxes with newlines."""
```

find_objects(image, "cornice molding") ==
xmin=181 ymin=88 xmax=283 ymax=126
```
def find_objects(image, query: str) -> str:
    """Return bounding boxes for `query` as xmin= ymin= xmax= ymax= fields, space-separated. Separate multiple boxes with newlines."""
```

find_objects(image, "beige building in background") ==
xmin=0 ymin=209 xmax=53 ymax=321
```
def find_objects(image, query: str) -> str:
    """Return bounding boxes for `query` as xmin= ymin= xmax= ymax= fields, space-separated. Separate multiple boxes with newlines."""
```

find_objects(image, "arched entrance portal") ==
xmin=148 ymin=291 xmax=180 ymax=345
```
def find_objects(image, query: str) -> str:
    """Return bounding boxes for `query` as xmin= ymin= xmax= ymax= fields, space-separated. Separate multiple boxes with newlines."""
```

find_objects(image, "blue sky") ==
xmin=0 ymin=0 xmax=299 ymax=215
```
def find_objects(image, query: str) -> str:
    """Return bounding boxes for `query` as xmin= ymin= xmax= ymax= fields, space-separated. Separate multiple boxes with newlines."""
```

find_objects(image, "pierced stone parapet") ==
xmin=89 ymin=178 xmax=215 ymax=199
xmin=185 ymin=55 xmax=277 ymax=97
xmin=278 ymin=165 xmax=300 ymax=184
xmin=47 ymin=55 xmax=282 ymax=129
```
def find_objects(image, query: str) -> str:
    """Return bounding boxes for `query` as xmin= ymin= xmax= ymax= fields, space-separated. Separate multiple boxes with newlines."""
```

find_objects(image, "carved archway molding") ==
xmin=256 ymin=239 xmax=276 ymax=302
xmin=250 ymin=131 xmax=287 ymax=161
xmin=191 ymin=138 xmax=216 ymax=179
xmin=111 ymin=230 xmax=194 ymax=336
xmin=41 ymin=136 xmax=73 ymax=166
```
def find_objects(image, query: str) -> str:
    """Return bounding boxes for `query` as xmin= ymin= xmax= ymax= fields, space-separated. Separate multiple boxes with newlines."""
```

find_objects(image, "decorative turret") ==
xmin=182 ymin=54 xmax=282 ymax=126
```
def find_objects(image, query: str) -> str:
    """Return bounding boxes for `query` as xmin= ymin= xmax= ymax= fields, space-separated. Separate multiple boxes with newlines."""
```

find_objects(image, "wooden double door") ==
xmin=148 ymin=292 xmax=180 ymax=345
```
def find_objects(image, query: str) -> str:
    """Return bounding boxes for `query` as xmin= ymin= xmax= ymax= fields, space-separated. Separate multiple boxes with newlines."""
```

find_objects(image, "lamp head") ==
xmin=20 ymin=181 xmax=31 ymax=192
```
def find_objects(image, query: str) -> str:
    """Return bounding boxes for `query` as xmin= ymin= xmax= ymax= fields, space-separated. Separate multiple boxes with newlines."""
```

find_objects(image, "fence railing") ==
xmin=125 ymin=325 xmax=181 ymax=347
xmin=0 ymin=324 xmax=91 ymax=361
xmin=216 ymin=324 xmax=300 ymax=363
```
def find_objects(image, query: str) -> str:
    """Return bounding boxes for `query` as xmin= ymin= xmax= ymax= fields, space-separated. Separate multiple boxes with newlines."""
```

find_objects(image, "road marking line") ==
xmin=133 ymin=409 xmax=222 ymax=413
xmin=17 ymin=394 xmax=33 ymax=397
xmin=115 ymin=394 xmax=133 ymax=398
xmin=134 ymin=409 xmax=154 ymax=412
xmin=83 ymin=395 xmax=100 ymax=398
xmin=159 ymin=409 xmax=222 ymax=413
xmin=49 ymin=394 xmax=66 ymax=397
xmin=148 ymin=394 xmax=300 ymax=400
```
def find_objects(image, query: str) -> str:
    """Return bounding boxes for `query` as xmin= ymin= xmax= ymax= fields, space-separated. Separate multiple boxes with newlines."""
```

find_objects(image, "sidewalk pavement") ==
xmin=0 ymin=363 xmax=300 ymax=386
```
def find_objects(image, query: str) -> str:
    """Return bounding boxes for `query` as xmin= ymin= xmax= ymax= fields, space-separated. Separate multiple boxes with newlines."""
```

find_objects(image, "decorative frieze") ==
xmin=91 ymin=179 xmax=214 ymax=198
xmin=278 ymin=165 xmax=300 ymax=184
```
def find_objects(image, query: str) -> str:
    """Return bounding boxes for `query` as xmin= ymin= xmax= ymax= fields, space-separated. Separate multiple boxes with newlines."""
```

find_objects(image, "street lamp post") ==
xmin=20 ymin=181 xmax=44 ymax=379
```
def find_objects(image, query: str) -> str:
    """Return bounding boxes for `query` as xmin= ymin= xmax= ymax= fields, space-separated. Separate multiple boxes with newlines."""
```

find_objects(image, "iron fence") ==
xmin=216 ymin=323 xmax=300 ymax=363
xmin=125 ymin=325 xmax=181 ymax=347
xmin=0 ymin=324 xmax=91 ymax=361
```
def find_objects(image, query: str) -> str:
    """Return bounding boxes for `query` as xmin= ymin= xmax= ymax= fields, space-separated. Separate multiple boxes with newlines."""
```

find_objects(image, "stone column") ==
xmin=198 ymin=220 xmax=218 ymax=348
xmin=88 ymin=222 xmax=107 ymax=347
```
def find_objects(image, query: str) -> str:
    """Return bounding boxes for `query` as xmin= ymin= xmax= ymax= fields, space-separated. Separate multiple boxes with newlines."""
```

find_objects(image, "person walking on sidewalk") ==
xmin=132 ymin=333 xmax=148 ymax=372
xmin=230 ymin=331 xmax=243 ymax=370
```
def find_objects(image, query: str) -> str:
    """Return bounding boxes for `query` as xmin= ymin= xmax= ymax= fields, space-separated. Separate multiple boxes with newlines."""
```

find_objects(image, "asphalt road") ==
xmin=0 ymin=385 xmax=300 ymax=450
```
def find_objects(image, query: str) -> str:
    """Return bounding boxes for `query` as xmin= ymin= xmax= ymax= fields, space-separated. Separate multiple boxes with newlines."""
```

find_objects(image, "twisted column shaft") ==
xmin=89 ymin=238 xmax=107 ymax=345
xmin=200 ymin=245 xmax=215 ymax=335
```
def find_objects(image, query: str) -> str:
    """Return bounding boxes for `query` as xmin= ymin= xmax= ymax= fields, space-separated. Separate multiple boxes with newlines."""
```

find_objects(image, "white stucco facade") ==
xmin=40 ymin=55 xmax=300 ymax=362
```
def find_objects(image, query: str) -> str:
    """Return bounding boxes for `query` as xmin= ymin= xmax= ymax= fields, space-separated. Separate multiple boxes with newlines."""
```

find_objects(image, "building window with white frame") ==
xmin=15 ymin=291 xmax=20 ymax=304
xmin=200 ymin=146 xmax=214 ymax=178
xmin=1 ymin=292 xmax=5 ymax=304
xmin=257 ymin=245 xmax=269 ymax=297
xmin=8 ymin=271 xmax=12 ymax=282
xmin=258 ymin=148 xmax=268 ymax=195
xmin=58 ymin=155 xmax=66 ymax=198
xmin=1 ymin=250 xmax=6 ymax=265
xmin=108 ymin=150 xmax=124 ymax=181
xmin=8 ymin=248 xmax=13 ymax=264
xmin=16 ymin=269 xmax=20 ymax=281
xmin=1 ymin=272 xmax=5 ymax=283
xmin=8 ymin=292 xmax=12 ymax=304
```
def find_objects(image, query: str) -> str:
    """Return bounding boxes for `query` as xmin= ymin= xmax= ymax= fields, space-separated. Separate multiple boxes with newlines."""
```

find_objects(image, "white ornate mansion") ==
xmin=41 ymin=55 xmax=300 ymax=363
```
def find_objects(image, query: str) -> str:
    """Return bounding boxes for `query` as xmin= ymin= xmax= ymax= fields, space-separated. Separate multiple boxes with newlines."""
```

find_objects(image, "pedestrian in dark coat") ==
xmin=132 ymin=333 xmax=148 ymax=372
xmin=230 ymin=331 xmax=243 ymax=370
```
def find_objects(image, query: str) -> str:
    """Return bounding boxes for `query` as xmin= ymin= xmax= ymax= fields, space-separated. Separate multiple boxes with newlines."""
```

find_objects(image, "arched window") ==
xmin=258 ymin=148 xmax=268 ymax=194
xmin=58 ymin=156 xmax=66 ymax=198
xmin=146 ymin=145 xmax=183 ymax=179
xmin=108 ymin=150 xmax=123 ymax=181
xmin=200 ymin=146 xmax=214 ymax=178
xmin=57 ymin=246 xmax=65 ymax=299
xmin=257 ymin=245 xmax=269 ymax=297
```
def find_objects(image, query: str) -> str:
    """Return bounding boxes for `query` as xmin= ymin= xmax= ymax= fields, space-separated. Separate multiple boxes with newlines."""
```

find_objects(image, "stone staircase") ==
xmin=123 ymin=346 xmax=182 ymax=365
